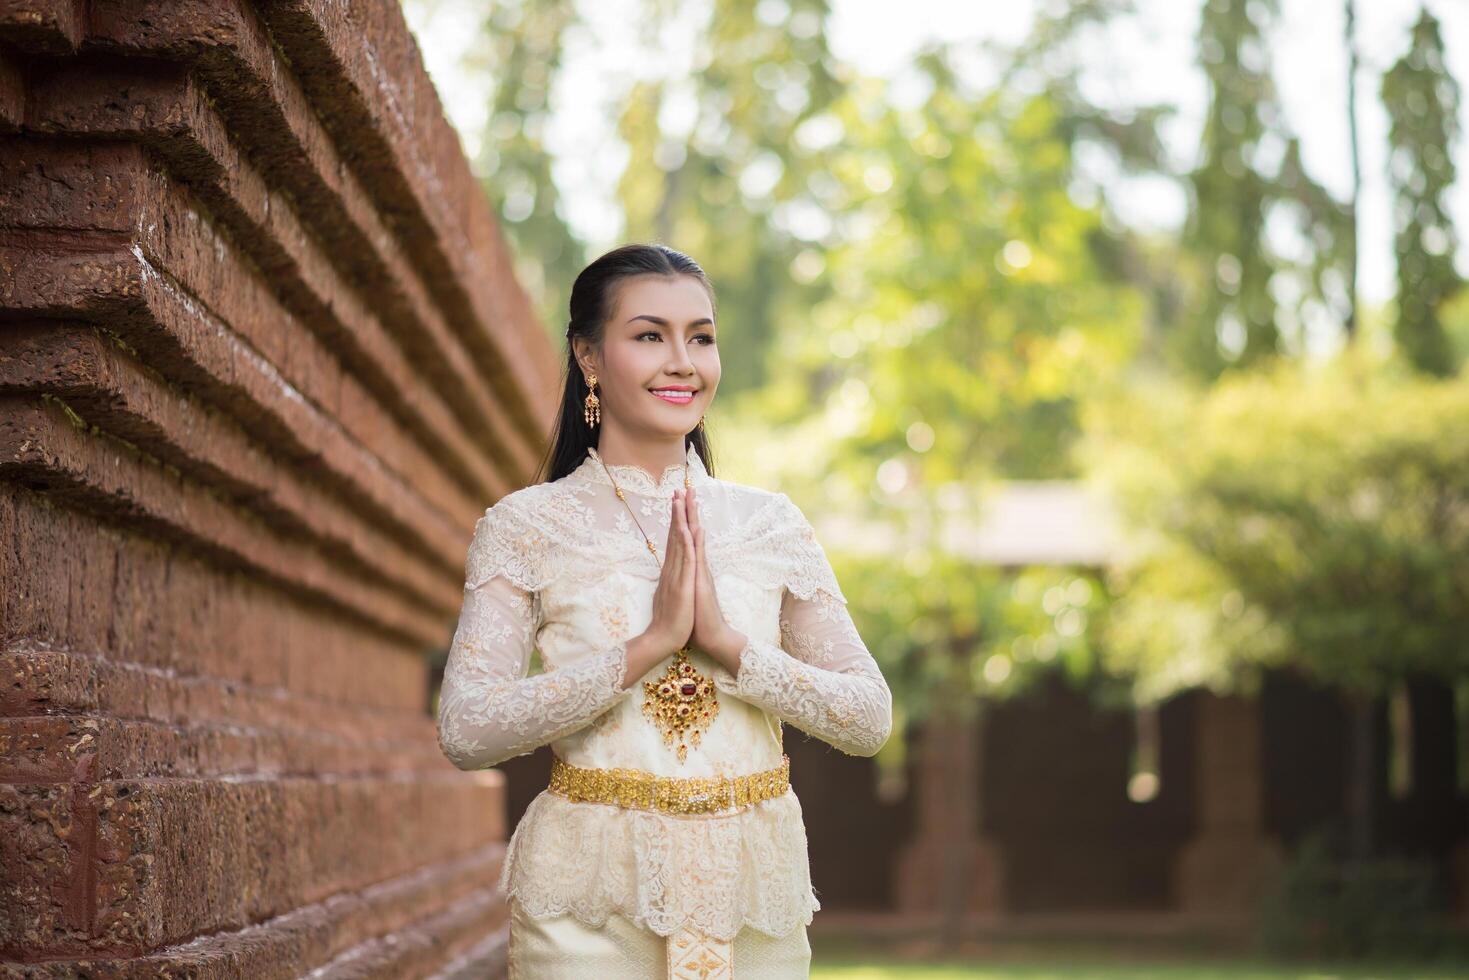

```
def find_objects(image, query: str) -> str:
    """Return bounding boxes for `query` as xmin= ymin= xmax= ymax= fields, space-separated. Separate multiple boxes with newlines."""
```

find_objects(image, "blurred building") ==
xmin=878 ymin=481 xmax=1465 ymax=927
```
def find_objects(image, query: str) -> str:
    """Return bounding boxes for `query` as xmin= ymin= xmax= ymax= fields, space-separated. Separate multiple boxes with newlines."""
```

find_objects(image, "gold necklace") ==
xmin=595 ymin=449 xmax=719 ymax=764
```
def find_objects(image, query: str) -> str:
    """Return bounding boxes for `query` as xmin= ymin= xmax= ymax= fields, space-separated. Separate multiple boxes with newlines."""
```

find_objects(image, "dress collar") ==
xmin=574 ymin=442 xmax=712 ymax=497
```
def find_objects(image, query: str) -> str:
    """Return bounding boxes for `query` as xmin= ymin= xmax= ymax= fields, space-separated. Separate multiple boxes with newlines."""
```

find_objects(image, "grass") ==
xmin=811 ymin=964 xmax=1469 ymax=979
xmin=810 ymin=963 xmax=1469 ymax=980
xmin=807 ymin=937 xmax=1469 ymax=979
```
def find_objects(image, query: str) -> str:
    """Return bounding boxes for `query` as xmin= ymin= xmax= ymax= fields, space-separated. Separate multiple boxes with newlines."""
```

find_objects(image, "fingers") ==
xmin=676 ymin=491 xmax=695 ymax=587
xmin=668 ymin=490 xmax=694 ymax=591
xmin=651 ymin=491 xmax=694 ymax=651
xmin=668 ymin=490 xmax=684 ymax=568
xmin=689 ymin=488 xmax=705 ymax=556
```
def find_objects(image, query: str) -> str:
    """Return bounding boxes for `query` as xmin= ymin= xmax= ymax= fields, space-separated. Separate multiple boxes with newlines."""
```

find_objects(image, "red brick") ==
xmin=0 ymin=141 xmax=502 ymax=523
xmin=0 ymin=324 xmax=460 ymax=615
xmin=0 ymin=0 xmax=545 ymax=969
xmin=0 ymin=0 xmax=84 ymax=55
xmin=0 ymin=246 xmax=475 ymax=564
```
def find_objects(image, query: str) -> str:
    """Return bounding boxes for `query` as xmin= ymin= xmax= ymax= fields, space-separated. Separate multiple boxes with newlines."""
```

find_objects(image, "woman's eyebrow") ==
xmin=626 ymin=314 xmax=715 ymax=328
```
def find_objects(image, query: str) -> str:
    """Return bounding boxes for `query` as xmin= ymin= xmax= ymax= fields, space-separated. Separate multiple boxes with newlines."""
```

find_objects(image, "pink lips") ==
xmin=650 ymin=387 xmax=697 ymax=405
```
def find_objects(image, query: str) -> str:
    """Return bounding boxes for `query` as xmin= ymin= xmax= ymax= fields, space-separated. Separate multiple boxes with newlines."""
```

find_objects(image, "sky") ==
xmin=401 ymin=0 xmax=1469 ymax=308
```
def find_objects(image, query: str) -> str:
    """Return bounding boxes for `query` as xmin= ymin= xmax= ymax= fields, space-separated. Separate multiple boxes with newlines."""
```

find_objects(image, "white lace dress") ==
xmin=435 ymin=442 xmax=893 ymax=978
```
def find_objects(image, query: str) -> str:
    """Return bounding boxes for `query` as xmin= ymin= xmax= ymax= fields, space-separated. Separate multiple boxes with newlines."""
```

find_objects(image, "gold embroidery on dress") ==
xmin=642 ymin=648 xmax=720 ymax=763
xmin=667 ymin=921 xmax=733 ymax=979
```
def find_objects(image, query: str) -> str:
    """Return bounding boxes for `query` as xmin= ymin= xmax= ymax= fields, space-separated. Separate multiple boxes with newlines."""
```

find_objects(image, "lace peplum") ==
xmin=435 ymin=442 xmax=893 ymax=940
xmin=498 ymin=789 xmax=818 ymax=941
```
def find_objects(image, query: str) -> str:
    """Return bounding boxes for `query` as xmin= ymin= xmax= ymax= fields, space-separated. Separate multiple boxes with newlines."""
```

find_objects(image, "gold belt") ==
xmin=547 ymin=754 xmax=791 ymax=815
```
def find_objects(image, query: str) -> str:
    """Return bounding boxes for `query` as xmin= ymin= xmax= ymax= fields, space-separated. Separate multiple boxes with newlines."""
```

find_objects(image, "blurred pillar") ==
xmin=1174 ymin=693 xmax=1283 ymax=915
xmin=894 ymin=711 xmax=1005 ymax=921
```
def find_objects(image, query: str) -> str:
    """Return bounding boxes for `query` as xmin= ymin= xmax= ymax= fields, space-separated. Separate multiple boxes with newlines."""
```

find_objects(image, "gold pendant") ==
xmin=642 ymin=647 xmax=719 ymax=763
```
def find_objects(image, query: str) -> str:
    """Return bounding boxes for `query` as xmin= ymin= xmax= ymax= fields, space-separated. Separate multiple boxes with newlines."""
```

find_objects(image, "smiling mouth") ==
xmin=649 ymin=388 xmax=697 ymax=404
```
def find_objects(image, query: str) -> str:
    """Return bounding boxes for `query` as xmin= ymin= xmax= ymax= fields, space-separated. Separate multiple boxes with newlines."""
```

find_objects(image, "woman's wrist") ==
xmin=622 ymin=629 xmax=679 ymax=688
xmin=622 ymin=632 xmax=654 ymax=689
xmin=702 ymin=628 xmax=748 ymax=675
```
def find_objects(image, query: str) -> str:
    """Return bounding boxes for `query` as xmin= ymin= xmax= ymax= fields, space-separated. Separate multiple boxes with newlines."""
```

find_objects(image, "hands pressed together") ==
xmin=629 ymin=486 xmax=748 ymax=684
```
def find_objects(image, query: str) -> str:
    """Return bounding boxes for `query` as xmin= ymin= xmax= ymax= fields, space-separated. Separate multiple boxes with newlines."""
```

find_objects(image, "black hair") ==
xmin=537 ymin=242 xmax=718 ymax=484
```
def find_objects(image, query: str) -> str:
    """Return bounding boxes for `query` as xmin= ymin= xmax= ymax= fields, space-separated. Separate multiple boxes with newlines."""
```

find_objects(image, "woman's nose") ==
xmin=666 ymin=345 xmax=695 ymax=373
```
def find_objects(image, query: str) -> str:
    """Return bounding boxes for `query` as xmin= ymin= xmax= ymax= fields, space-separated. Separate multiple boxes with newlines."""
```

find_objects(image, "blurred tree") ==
xmin=719 ymin=47 xmax=1144 ymax=804
xmin=728 ymin=60 xmax=1147 ymax=501
xmin=1085 ymin=353 xmax=1469 ymax=861
xmin=1181 ymin=0 xmax=1351 ymax=376
xmin=715 ymin=34 xmax=1145 ymax=939
xmin=1358 ymin=5 xmax=1467 ymax=870
xmin=983 ymin=0 xmax=1365 ymax=381
xmin=1179 ymin=0 xmax=1351 ymax=377
xmin=995 ymin=0 xmax=1183 ymax=376
xmin=611 ymin=0 xmax=845 ymax=395
xmin=1382 ymin=7 xmax=1464 ymax=378
xmin=461 ymin=0 xmax=588 ymax=338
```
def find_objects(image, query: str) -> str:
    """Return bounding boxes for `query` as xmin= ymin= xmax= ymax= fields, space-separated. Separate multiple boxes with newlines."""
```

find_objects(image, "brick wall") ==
xmin=0 ymin=2 xmax=554 ymax=974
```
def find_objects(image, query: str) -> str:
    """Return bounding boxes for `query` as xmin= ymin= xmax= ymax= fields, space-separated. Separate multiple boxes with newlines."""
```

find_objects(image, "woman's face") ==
xmin=576 ymin=274 xmax=720 ymax=441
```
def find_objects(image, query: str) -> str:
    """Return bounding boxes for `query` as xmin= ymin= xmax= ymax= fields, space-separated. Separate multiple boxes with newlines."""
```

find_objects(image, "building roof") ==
xmin=818 ymin=480 xmax=1127 ymax=567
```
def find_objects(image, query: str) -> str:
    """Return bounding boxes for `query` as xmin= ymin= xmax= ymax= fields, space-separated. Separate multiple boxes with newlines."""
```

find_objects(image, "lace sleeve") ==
xmin=723 ymin=495 xmax=893 ymax=757
xmin=436 ymin=497 xmax=632 ymax=771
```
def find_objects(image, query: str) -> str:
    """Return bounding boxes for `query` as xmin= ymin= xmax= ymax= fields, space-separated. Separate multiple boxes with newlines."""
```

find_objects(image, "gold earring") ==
xmin=583 ymin=372 xmax=601 ymax=427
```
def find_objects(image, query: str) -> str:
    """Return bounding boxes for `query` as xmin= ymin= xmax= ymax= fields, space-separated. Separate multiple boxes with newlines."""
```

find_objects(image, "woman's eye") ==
xmin=637 ymin=330 xmax=714 ymax=344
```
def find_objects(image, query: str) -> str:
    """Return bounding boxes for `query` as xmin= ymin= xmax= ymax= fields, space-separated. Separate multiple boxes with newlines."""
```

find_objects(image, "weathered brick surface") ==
xmin=86 ymin=0 xmax=557 ymax=436
xmin=0 ymin=51 xmax=21 ymax=128
xmin=254 ymin=0 xmax=560 ymax=404
xmin=0 ymin=1 xmax=83 ymax=55
xmin=1 ymin=1 xmax=541 ymax=972
xmin=0 ymin=324 xmax=456 ymax=614
xmin=0 ymin=138 xmax=507 ymax=519
xmin=23 ymin=62 xmax=542 ymax=482
xmin=2 ymin=882 xmax=507 ymax=978
xmin=0 ymin=259 xmax=468 ymax=565
xmin=1 ymin=398 xmax=445 ymax=645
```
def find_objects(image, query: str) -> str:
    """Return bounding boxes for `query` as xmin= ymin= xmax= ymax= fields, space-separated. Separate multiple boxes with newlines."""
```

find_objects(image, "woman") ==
xmin=435 ymin=243 xmax=893 ymax=979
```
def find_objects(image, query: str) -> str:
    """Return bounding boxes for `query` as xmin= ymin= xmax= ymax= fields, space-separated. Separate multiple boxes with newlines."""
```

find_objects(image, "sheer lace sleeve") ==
xmin=723 ymin=494 xmax=893 ymax=757
xmin=436 ymin=495 xmax=632 ymax=771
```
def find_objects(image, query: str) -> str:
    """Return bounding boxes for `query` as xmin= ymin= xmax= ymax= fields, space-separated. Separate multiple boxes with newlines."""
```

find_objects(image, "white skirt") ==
xmin=507 ymin=898 xmax=812 ymax=979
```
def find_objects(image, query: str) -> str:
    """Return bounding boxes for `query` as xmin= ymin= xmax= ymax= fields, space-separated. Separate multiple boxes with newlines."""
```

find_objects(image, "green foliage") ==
xmin=1083 ymin=351 xmax=1469 ymax=700
xmin=844 ymin=558 xmax=1107 ymax=710
xmin=728 ymin=72 xmax=1146 ymax=500
xmin=831 ymin=548 xmax=1116 ymax=768
xmin=1254 ymin=831 xmax=1459 ymax=961
xmin=611 ymin=0 xmax=845 ymax=395
xmin=478 ymin=0 xmax=589 ymax=335
xmin=405 ymin=0 xmax=1469 ymax=736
